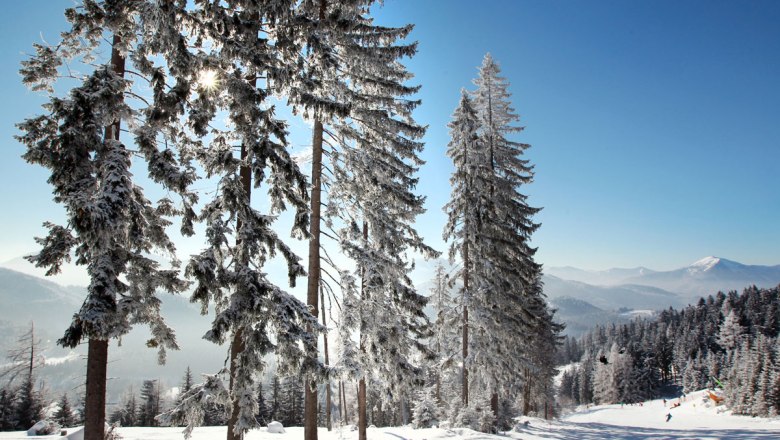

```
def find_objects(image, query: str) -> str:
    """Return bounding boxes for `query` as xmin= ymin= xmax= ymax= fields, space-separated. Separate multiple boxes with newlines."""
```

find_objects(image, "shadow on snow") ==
xmin=521 ymin=421 xmax=779 ymax=440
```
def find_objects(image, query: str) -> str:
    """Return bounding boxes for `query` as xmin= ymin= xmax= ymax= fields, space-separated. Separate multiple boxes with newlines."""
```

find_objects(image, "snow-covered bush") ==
xmin=454 ymin=405 xmax=479 ymax=430
xmin=494 ymin=397 xmax=517 ymax=431
xmin=411 ymin=389 xmax=441 ymax=428
xmin=454 ymin=395 xmax=494 ymax=432
xmin=267 ymin=421 xmax=285 ymax=434
xmin=27 ymin=419 xmax=59 ymax=435
xmin=447 ymin=399 xmax=463 ymax=425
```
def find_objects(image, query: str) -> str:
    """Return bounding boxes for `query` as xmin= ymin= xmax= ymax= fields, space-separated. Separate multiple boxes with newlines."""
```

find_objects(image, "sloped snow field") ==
xmin=3 ymin=390 xmax=779 ymax=440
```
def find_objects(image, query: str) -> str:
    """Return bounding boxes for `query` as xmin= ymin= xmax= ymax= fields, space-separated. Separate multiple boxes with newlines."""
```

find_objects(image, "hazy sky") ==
xmin=2 ymin=0 xmax=779 ymax=275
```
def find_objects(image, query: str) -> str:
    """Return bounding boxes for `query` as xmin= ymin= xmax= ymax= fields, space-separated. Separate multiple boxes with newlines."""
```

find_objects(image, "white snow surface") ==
xmin=3 ymin=390 xmax=779 ymax=439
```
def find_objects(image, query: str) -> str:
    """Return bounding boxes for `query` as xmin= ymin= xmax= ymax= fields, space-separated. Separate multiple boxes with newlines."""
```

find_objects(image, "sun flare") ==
xmin=198 ymin=69 xmax=219 ymax=91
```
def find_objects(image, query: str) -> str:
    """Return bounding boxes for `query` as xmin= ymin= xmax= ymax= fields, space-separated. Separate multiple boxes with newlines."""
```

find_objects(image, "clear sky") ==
xmin=2 ymin=0 xmax=779 ymax=274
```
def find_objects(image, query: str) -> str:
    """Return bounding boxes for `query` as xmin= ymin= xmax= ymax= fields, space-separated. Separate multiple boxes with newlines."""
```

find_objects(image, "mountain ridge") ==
xmin=546 ymin=256 xmax=780 ymax=299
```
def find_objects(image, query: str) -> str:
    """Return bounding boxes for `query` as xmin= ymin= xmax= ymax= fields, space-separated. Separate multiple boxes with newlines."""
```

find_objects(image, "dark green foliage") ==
xmin=53 ymin=393 xmax=77 ymax=428
xmin=0 ymin=387 xmax=17 ymax=431
xmin=269 ymin=376 xmax=281 ymax=422
xmin=180 ymin=367 xmax=194 ymax=396
xmin=139 ymin=380 xmax=162 ymax=427
xmin=13 ymin=376 xmax=45 ymax=430
xmin=255 ymin=383 xmax=268 ymax=425
xmin=280 ymin=376 xmax=304 ymax=427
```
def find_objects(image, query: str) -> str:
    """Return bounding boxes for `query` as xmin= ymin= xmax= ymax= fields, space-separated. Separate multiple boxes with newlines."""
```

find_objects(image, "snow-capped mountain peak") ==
xmin=687 ymin=256 xmax=746 ymax=274
xmin=688 ymin=256 xmax=722 ymax=273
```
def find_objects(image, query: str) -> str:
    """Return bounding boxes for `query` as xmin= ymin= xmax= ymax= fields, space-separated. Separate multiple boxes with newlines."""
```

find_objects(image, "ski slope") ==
xmin=2 ymin=390 xmax=779 ymax=440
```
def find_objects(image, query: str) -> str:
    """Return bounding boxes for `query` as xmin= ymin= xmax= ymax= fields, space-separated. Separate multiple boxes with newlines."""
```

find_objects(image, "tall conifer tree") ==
xmin=444 ymin=55 xmax=558 ymax=420
xmin=17 ymin=2 xmax=201 ymax=437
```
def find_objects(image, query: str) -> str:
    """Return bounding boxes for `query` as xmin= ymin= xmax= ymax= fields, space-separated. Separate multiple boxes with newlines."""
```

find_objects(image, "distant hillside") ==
xmin=0 ymin=268 xmax=228 ymax=404
xmin=545 ymin=265 xmax=656 ymax=286
xmin=542 ymin=274 xmax=686 ymax=311
xmin=549 ymin=296 xmax=631 ymax=336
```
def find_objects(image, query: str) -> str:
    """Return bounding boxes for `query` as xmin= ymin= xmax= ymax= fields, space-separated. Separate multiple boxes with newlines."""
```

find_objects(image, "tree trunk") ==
xmin=84 ymin=339 xmax=108 ymax=440
xmin=462 ymin=241 xmax=470 ymax=405
xmin=490 ymin=392 xmax=498 ymax=429
xmin=227 ymin=66 xmax=256 ymax=440
xmin=320 ymin=286 xmax=331 ymax=430
xmin=358 ymin=221 xmax=368 ymax=440
xmin=28 ymin=323 xmax=34 ymax=384
xmin=522 ymin=368 xmax=531 ymax=416
xmin=304 ymin=119 xmax=324 ymax=440
xmin=340 ymin=381 xmax=348 ymax=424
xmin=305 ymin=0 xmax=327 ymax=432
xmin=226 ymin=330 xmax=246 ymax=440
xmin=337 ymin=381 xmax=344 ymax=424
xmin=358 ymin=379 xmax=367 ymax=440
xmin=84 ymin=34 xmax=125 ymax=440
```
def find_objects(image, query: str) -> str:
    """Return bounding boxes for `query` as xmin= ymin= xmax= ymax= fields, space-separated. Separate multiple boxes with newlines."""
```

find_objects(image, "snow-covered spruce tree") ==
xmin=0 ymin=387 xmax=15 ymax=431
xmin=17 ymin=3 xmax=201 ymax=437
xmin=150 ymin=3 xmax=325 ymax=439
xmin=139 ymin=379 xmax=163 ymax=427
xmin=411 ymin=387 xmax=441 ymax=428
xmin=444 ymin=54 xmax=555 ymax=421
xmin=273 ymin=3 xmax=435 ymax=437
xmin=468 ymin=53 xmax=551 ymax=410
xmin=427 ymin=263 xmax=461 ymax=408
xmin=443 ymin=90 xmax=487 ymax=407
xmin=53 ymin=393 xmax=77 ymax=428
xmin=272 ymin=2 xmax=352 ymax=437
xmin=592 ymin=350 xmax=618 ymax=405
xmin=323 ymin=11 xmax=437 ymax=439
xmin=110 ymin=387 xmax=138 ymax=428
xmin=519 ymin=291 xmax=563 ymax=418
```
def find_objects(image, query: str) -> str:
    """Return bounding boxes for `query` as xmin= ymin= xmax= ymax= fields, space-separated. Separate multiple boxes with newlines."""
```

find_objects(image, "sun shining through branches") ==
xmin=197 ymin=69 xmax=219 ymax=92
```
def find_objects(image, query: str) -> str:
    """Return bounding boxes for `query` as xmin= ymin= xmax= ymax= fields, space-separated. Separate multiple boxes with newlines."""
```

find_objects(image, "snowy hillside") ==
xmin=1 ymin=389 xmax=778 ymax=439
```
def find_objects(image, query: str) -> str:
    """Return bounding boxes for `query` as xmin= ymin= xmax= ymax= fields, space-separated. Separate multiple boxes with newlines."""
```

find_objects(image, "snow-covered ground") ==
xmin=3 ymin=390 xmax=779 ymax=439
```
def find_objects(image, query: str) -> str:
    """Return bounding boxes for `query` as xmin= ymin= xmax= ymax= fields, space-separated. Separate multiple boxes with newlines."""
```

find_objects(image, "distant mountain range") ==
xmin=1 ymin=255 xmax=778 ymax=396
xmin=546 ymin=256 xmax=780 ymax=299
xmin=544 ymin=256 xmax=780 ymax=335
xmin=0 ymin=267 xmax=228 ymax=405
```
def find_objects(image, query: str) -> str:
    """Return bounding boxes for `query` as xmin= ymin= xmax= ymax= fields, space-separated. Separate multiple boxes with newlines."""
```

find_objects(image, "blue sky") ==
xmin=2 ymin=0 xmax=779 ymax=274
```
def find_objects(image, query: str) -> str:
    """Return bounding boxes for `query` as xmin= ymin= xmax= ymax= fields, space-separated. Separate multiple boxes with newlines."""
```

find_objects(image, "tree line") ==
xmin=557 ymin=284 xmax=780 ymax=417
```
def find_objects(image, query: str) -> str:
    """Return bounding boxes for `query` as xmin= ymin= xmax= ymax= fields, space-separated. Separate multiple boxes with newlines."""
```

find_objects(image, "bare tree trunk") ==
xmin=340 ymin=381 xmax=348 ymax=424
xmin=28 ymin=323 xmax=34 ymax=383
xmin=337 ymin=381 xmax=343 ymax=424
xmin=358 ymin=379 xmax=367 ymax=440
xmin=304 ymin=0 xmax=328 ymax=433
xmin=320 ymin=285 xmax=332 ymax=430
xmin=358 ymin=221 xmax=368 ymax=440
xmin=304 ymin=118 xmax=324 ymax=440
xmin=490 ymin=392 xmax=498 ymax=428
xmin=226 ymin=310 xmax=247 ymax=440
xmin=84 ymin=339 xmax=108 ymax=440
xmin=84 ymin=34 xmax=125 ymax=440
xmin=522 ymin=368 xmax=531 ymax=416
xmin=462 ymin=240 xmax=470 ymax=405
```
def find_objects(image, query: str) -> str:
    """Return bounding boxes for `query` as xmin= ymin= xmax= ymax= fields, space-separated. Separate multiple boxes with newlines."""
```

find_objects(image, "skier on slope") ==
xmin=666 ymin=413 xmax=672 ymax=422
